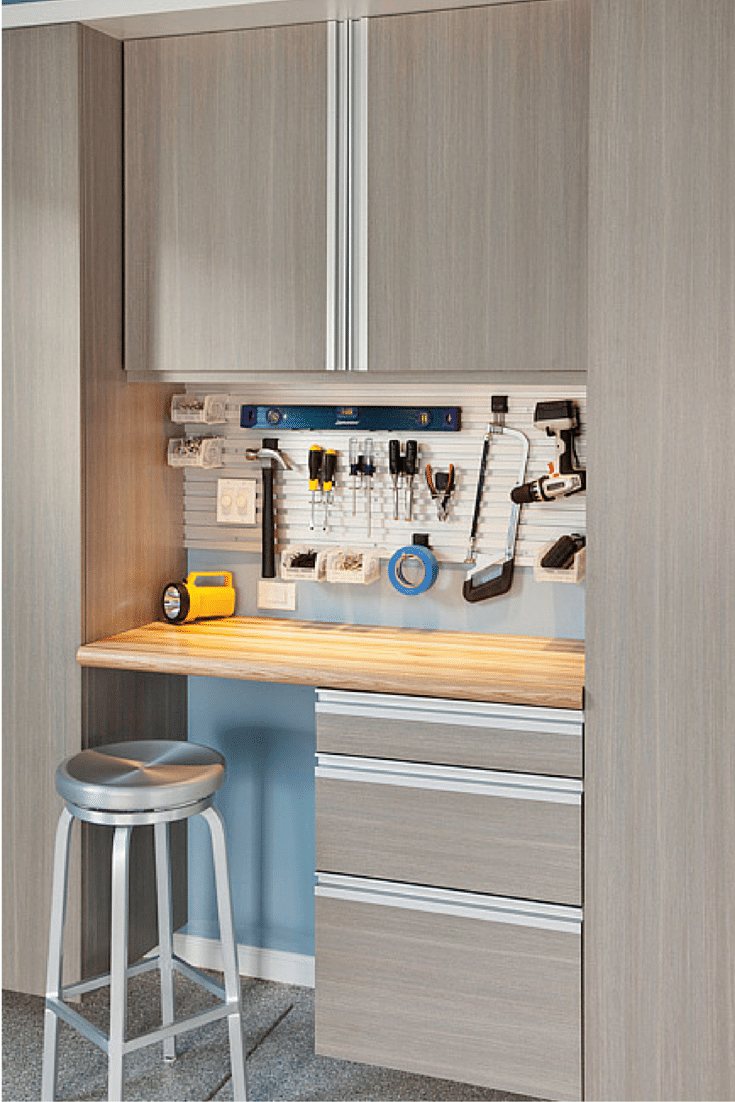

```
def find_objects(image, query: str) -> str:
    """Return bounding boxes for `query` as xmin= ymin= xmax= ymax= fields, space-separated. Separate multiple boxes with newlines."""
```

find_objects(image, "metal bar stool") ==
xmin=41 ymin=740 xmax=247 ymax=1102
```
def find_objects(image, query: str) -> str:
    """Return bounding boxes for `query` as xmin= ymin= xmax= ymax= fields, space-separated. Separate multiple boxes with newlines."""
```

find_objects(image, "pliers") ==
xmin=425 ymin=464 xmax=455 ymax=521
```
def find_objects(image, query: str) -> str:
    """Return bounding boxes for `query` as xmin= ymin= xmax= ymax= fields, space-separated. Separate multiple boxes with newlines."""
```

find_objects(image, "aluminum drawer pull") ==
xmin=316 ymin=689 xmax=584 ymax=734
xmin=316 ymin=873 xmax=582 ymax=933
xmin=316 ymin=700 xmax=583 ymax=735
xmin=315 ymin=754 xmax=582 ymax=804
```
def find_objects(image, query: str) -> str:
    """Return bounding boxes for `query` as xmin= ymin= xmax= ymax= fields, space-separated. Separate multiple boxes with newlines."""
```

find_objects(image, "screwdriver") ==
xmin=403 ymin=439 xmax=418 ymax=520
xmin=322 ymin=449 xmax=337 ymax=531
xmin=349 ymin=437 xmax=362 ymax=516
xmin=388 ymin=439 xmax=403 ymax=521
xmin=308 ymin=444 xmax=323 ymax=530
xmin=363 ymin=437 xmax=375 ymax=537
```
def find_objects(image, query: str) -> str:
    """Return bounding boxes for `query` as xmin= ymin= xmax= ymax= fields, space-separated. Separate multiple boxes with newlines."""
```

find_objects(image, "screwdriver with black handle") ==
xmin=349 ymin=437 xmax=362 ymax=516
xmin=389 ymin=439 xmax=403 ymax=521
xmin=363 ymin=437 xmax=375 ymax=537
xmin=322 ymin=449 xmax=337 ymax=531
xmin=308 ymin=445 xmax=323 ymax=531
xmin=403 ymin=439 xmax=418 ymax=520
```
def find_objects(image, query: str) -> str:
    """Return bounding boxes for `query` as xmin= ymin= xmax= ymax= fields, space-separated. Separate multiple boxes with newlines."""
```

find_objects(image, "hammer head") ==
xmin=245 ymin=439 xmax=291 ymax=470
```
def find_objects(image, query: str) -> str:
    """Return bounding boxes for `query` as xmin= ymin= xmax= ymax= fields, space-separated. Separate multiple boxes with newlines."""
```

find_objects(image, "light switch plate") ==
xmin=216 ymin=479 xmax=256 ymax=524
xmin=257 ymin=580 xmax=297 ymax=611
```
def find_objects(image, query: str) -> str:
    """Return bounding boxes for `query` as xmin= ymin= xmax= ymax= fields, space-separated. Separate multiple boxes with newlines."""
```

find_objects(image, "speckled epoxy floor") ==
xmin=2 ymin=972 xmax=537 ymax=1102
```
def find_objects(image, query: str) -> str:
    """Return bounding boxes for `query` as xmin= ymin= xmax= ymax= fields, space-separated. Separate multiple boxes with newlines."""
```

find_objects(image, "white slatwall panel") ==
xmin=179 ymin=384 xmax=586 ymax=568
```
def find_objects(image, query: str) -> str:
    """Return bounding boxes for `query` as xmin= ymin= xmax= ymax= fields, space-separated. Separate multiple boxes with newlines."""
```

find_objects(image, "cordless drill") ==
xmin=511 ymin=401 xmax=586 ymax=503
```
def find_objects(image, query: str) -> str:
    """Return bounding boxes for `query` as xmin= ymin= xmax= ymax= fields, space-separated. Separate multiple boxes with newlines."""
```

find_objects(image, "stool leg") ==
xmin=154 ymin=821 xmax=176 ymax=1062
xmin=42 ymin=806 xmax=75 ymax=1102
xmin=108 ymin=825 xmax=131 ymax=1102
xmin=202 ymin=806 xmax=247 ymax=1102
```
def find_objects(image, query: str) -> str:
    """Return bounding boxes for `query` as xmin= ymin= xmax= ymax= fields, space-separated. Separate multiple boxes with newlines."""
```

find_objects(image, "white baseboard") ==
xmin=172 ymin=932 xmax=315 ymax=988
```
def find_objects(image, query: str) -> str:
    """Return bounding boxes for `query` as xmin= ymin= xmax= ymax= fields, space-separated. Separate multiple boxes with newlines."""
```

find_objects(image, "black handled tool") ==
xmin=403 ymin=440 xmax=418 ymax=520
xmin=246 ymin=438 xmax=291 ymax=579
xmin=349 ymin=437 xmax=362 ymax=516
xmin=308 ymin=445 xmax=323 ymax=531
xmin=363 ymin=438 xmax=375 ymax=536
xmin=388 ymin=439 xmax=403 ymax=521
xmin=322 ymin=449 xmax=337 ymax=531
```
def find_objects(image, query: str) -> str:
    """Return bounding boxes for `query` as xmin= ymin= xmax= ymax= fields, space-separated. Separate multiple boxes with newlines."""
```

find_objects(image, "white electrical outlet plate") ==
xmin=216 ymin=479 xmax=256 ymax=524
xmin=257 ymin=580 xmax=297 ymax=611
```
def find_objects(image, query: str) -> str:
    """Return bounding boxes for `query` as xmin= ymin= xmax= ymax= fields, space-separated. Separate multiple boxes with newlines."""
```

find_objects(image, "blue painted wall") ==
xmin=185 ymin=548 xmax=584 ymax=957
xmin=187 ymin=676 xmax=316 ymax=958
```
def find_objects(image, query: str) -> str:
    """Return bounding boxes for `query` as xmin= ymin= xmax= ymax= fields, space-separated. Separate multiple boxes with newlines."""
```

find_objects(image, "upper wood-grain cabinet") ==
xmin=364 ymin=1 xmax=589 ymax=373
xmin=125 ymin=24 xmax=329 ymax=374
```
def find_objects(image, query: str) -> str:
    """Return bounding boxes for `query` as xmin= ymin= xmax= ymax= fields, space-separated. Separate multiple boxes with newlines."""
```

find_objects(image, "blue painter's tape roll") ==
xmin=388 ymin=544 xmax=439 ymax=596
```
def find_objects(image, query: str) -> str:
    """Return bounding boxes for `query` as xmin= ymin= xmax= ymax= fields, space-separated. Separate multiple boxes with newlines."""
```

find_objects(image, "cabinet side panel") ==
xmin=367 ymin=1 xmax=589 ymax=373
xmin=586 ymin=2 xmax=735 ymax=1098
xmin=80 ymin=25 xmax=188 ymax=973
xmin=2 ymin=24 xmax=83 ymax=996
xmin=125 ymin=23 xmax=328 ymax=374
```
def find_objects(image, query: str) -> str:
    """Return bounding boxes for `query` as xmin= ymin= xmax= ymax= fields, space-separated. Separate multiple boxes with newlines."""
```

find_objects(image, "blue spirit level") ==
xmin=240 ymin=405 xmax=461 ymax=432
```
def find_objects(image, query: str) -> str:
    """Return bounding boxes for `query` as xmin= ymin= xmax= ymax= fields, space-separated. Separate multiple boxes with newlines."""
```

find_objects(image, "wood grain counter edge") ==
xmin=77 ymin=617 xmax=585 ymax=710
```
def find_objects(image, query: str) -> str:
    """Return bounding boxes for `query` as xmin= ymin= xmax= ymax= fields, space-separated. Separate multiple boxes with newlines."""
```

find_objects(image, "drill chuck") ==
xmin=511 ymin=471 xmax=586 ymax=504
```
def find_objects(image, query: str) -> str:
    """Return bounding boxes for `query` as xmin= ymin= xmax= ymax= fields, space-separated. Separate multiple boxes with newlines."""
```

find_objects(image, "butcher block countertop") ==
xmin=77 ymin=617 xmax=584 ymax=709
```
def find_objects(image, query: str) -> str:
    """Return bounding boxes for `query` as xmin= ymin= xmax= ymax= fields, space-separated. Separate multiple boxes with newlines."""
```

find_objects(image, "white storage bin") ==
xmin=167 ymin=436 xmax=224 ymax=469
xmin=534 ymin=540 xmax=586 ymax=584
xmin=280 ymin=546 xmax=330 ymax=582
xmin=170 ymin=394 xmax=229 ymax=424
xmin=324 ymin=547 xmax=381 ymax=585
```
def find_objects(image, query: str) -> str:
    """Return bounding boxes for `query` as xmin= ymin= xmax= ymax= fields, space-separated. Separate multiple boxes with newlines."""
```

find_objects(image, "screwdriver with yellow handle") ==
xmin=309 ymin=445 xmax=323 ymax=531
xmin=322 ymin=449 xmax=337 ymax=531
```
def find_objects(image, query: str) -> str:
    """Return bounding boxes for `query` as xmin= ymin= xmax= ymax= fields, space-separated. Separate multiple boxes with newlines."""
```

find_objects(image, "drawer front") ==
xmin=316 ymin=755 xmax=582 ymax=905
xmin=315 ymin=874 xmax=582 ymax=1101
xmin=316 ymin=690 xmax=583 ymax=778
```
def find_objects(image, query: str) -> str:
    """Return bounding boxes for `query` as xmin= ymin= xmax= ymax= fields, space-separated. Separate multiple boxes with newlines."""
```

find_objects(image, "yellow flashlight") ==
xmin=161 ymin=572 xmax=235 ymax=624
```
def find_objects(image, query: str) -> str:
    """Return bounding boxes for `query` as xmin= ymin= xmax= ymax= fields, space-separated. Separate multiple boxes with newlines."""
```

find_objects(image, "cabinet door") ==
xmin=125 ymin=24 xmax=329 ymax=374
xmin=365 ymin=1 xmax=589 ymax=373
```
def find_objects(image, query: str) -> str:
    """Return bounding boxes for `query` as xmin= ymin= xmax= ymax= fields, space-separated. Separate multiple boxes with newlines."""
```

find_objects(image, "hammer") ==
xmin=246 ymin=438 xmax=291 ymax=578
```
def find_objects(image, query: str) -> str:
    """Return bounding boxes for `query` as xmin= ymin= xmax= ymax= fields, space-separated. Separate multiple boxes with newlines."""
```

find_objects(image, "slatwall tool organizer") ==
xmin=178 ymin=387 xmax=586 ymax=577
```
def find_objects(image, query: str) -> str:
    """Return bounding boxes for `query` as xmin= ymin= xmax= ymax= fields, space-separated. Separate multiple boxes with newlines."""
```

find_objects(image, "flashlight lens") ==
xmin=163 ymin=586 xmax=181 ymax=620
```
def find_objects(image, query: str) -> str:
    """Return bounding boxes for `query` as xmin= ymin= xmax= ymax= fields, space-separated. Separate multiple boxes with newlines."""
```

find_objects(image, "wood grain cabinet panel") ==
xmin=315 ymin=877 xmax=582 ymax=1100
xmin=316 ymin=755 xmax=582 ymax=905
xmin=3 ymin=24 xmax=187 ymax=995
xmin=125 ymin=23 xmax=329 ymax=375
xmin=364 ymin=0 xmax=589 ymax=373
xmin=586 ymin=1 xmax=735 ymax=1097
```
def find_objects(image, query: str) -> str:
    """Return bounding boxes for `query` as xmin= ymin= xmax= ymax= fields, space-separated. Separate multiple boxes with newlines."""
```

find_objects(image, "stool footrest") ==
xmin=171 ymin=955 xmax=227 ymax=1000
xmin=124 ymin=1003 xmax=234 ymax=1055
xmin=45 ymin=998 xmax=110 ymax=1054
xmin=46 ymin=953 xmax=237 ymax=1057
xmin=63 ymin=957 xmax=159 ymax=999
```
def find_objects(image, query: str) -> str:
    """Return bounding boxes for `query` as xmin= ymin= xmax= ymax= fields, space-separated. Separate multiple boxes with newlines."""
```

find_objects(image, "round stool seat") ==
xmin=55 ymin=740 xmax=225 ymax=813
